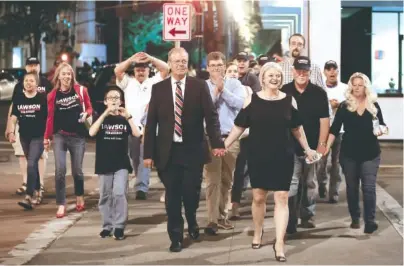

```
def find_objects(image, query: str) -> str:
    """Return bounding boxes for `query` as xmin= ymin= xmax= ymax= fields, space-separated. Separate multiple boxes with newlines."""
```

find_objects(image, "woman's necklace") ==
xmin=263 ymin=90 xmax=280 ymax=100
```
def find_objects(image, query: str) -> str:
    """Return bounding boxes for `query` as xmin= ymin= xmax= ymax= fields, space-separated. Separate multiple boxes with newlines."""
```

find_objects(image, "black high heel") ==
xmin=273 ymin=242 xmax=287 ymax=262
xmin=251 ymin=228 xmax=264 ymax=249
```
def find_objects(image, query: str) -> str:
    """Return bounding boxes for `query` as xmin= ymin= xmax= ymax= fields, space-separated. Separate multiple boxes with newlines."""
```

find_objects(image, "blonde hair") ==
xmin=345 ymin=72 xmax=378 ymax=117
xmin=52 ymin=62 xmax=77 ymax=90
xmin=258 ymin=62 xmax=283 ymax=88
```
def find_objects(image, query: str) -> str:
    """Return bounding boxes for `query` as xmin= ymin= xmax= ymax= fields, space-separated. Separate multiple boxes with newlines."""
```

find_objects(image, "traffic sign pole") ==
xmin=175 ymin=41 xmax=180 ymax=48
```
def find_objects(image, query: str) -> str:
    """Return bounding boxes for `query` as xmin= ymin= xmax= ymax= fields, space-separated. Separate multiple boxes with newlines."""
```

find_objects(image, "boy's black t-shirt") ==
xmin=54 ymin=89 xmax=83 ymax=135
xmin=95 ymin=115 xmax=133 ymax=174
xmin=11 ymin=92 xmax=47 ymax=139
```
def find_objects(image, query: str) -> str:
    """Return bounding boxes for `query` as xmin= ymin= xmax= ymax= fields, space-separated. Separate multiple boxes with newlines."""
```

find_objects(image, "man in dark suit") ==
xmin=144 ymin=47 xmax=225 ymax=252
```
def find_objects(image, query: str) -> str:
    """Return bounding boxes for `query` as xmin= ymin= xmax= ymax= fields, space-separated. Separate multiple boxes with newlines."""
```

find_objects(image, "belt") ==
xmin=221 ymin=134 xmax=229 ymax=138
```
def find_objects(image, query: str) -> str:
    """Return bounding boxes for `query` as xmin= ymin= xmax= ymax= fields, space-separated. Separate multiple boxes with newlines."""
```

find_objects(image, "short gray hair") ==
xmin=258 ymin=62 xmax=284 ymax=88
xmin=168 ymin=47 xmax=188 ymax=61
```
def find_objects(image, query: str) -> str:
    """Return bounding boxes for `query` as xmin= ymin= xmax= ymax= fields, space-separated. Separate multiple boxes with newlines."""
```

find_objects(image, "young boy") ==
xmin=89 ymin=87 xmax=141 ymax=240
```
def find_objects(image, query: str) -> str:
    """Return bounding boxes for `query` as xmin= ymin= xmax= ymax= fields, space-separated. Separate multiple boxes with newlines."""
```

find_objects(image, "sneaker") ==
xmin=350 ymin=220 xmax=360 ymax=229
xmin=18 ymin=197 xmax=33 ymax=210
xmin=135 ymin=191 xmax=147 ymax=200
xmin=218 ymin=219 xmax=234 ymax=230
xmin=364 ymin=222 xmax=378 ymax=234
xmin=99 ymin=229 xmax=112 ymax=238
xmin=300 ymin=218 xmax=316 ymax=228
xmin=114 ymin=228 xmax=125 ymax=240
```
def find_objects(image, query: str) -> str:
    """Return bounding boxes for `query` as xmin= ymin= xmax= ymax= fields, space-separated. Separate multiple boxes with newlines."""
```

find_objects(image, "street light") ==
xmin=61 ymin=53 xmax=69 ymax=62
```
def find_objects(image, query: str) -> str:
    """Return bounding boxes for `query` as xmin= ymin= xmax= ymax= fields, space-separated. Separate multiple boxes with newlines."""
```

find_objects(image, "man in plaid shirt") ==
xmin=280 ymin=33 xmax=325 ymax=89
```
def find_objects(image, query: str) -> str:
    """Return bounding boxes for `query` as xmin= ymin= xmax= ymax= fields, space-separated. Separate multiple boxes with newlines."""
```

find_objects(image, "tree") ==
xmin=0 ymin=1 xmax=73 ymax=57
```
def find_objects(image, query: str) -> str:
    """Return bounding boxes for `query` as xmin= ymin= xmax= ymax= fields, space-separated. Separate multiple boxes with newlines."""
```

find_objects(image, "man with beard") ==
xmin=5 ymin=57 xmax=52 ymax=200
xmin=318 ymin=60 xmax=347 ymax=203
xmin=115 ymin=52 xmax=169 ymax=200
xmin=280 ymin=34 xmax=325 ymax=88
xmin=282 ymin=56 xmax=330 ymax=232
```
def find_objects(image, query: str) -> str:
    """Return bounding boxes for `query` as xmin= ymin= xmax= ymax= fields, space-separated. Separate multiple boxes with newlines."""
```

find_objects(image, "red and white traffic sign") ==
xmin=163 ymin=3 xmax=192 ymax=41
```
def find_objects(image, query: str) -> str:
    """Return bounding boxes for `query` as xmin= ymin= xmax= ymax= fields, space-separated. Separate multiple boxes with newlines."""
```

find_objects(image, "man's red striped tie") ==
xmin=174 ymin=81 xmax=183 ymax=138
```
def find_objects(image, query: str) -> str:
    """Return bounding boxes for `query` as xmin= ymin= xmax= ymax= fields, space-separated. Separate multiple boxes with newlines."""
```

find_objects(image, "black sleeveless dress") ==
xmin=234 ymin=93 xmax=301 ymax=191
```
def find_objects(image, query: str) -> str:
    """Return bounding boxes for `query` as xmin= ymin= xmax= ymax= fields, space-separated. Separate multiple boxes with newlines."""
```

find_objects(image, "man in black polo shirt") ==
xmin=282 ymin=56 xmax=330 ymax=232
xmin=5 ymin=57 xmax=53 ymax=198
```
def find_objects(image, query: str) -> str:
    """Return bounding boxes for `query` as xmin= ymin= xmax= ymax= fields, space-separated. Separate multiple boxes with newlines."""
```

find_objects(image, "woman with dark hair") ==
xmin=44 ymin=62 xmax=93 ymax=218
xmin=8 ymin=72 xmax=47 ymax=210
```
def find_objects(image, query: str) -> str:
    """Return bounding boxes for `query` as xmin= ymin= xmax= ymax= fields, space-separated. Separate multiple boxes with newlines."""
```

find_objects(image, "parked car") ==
xmin=0 ymin=70 xmax=20 ymax=101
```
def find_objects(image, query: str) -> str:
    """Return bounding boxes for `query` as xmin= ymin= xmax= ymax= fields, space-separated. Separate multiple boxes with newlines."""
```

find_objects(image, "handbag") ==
xmin=79 ymin=86 xmax=93 ymax=129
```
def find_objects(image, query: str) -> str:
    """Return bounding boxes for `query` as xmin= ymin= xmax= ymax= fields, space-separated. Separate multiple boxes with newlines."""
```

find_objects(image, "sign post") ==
xmin=163 ymin=3 xmax=192 ymax=48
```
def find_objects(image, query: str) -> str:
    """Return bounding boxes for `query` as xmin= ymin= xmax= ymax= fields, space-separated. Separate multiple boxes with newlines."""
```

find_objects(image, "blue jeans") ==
xmin=129 ymin=135 xmax=151 ymax=193
xmin=318 ymin=134 xmax=343 ymax=198
xmin=340 ymin=154 xmax=380 ymax=224
xmin=20 ymin=137 xmax=44 ymax=197
xmin=289 ymin=155 xmax=318 ymax=223
xmin=99 ymin=169 xmax=129 ymax=230
xmin=53 ymin=133 xmax=86 ymax=205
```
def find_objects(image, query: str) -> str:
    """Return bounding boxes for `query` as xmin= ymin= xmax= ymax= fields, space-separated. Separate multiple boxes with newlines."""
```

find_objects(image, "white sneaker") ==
xmin=160 ymin=191 xmax=165 ymax=203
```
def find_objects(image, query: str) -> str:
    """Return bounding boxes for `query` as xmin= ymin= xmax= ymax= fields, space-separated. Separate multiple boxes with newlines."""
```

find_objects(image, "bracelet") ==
xmin=126 ymin=115 xmax=133 ymax=120
xmin=319 ymin=142 xmax=326 ymax=147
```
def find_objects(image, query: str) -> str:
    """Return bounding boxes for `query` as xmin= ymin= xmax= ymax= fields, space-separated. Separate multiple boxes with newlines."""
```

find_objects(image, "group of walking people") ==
xmin=5 ymin=32 xmax=388 ymax=261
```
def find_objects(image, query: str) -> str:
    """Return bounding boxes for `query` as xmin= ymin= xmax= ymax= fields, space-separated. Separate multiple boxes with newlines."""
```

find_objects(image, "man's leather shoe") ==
xmin=169 ymin=241 xmax=182 ymax=252
xmin=204 ymin=222 xmax=218 ymax=236
xmin=188 ymin=227 xmax=200 ymax=240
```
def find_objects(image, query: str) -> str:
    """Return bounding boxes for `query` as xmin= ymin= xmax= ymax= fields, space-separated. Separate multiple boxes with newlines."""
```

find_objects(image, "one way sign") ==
xmin=163 ymin=3 xmax=192 ymax=41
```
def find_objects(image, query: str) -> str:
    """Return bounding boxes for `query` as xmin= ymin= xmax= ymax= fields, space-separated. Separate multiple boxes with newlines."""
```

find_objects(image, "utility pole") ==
xmin=118 ymin=0 xmax=123 ymax=61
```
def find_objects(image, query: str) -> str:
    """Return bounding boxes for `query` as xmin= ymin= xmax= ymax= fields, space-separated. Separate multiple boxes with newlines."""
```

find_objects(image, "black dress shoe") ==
xmin=188 ymin=227 xmax=200 ymax=240
xmin=204 ymin=222 xmax=218 ymax=236
xmin=169 ymin=241 xmax=182 ymax=252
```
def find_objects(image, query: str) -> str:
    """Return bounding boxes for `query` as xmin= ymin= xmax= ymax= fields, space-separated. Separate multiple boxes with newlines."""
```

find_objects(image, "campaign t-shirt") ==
xmin=11 ymin=76 xmax=52 ymax=102
xmin=95 ymin=115 xmax=133 ymax=174
xmin=54 ymin=89 xmax=83 ymax=135
xmin=11 ymin=92 xmax=47 ymax=139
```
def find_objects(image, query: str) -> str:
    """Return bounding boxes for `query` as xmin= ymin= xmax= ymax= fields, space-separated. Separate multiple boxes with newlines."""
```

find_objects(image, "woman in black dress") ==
xmin=224 ymin=62 xmax=316 ymax=262
xmin=326 ymin=72 xmax=387 ymax=234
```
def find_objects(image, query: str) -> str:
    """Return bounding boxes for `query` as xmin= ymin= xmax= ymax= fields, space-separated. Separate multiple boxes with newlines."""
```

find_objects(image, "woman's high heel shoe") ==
xmin=56 ymin=206 xmax=66 ymax=218
xmin=251 ymin=229 xmax=264 ymax=249
xmin=273 ymin=243 xmax=287 ymax=262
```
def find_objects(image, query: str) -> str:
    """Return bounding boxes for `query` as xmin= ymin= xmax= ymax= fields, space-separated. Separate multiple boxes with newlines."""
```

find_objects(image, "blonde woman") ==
xmin=326 ymin=72 xmax=387 ymax=234
xmin=224 ymin=62 xmax=316 ymax=262
xmin=44 ymin=62 xmax=93 ymax=218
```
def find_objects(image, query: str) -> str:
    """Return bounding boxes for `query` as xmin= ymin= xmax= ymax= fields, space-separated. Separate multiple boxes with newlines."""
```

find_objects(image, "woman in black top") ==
xmin=326 ymin=72 xmax=387 ymax=234
xmin=8 ymin=73 xmax=47 ymax=210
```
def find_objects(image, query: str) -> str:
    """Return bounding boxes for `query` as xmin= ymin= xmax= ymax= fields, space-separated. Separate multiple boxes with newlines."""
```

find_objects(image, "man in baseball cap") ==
xmin=293 ymin=56 xmax=311 ymax=71
xmin=235 ymin=51 xmax=260 ymax=92
xmin=318 ymin=60 xmax=347 ymax=204
xmin=26 ymin=57 xmax=40 ymax=65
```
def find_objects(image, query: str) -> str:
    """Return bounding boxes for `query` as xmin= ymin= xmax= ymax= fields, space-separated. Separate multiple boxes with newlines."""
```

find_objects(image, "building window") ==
xmin=371 ymin=12 xmax=401 ymax=95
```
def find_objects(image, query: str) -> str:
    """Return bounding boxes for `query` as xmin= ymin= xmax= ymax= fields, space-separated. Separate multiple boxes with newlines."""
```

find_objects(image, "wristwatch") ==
xmin=126 ymin=115 xmax=133 ymax=121
xmin=319 ymin=142 xmax=327 ymax=147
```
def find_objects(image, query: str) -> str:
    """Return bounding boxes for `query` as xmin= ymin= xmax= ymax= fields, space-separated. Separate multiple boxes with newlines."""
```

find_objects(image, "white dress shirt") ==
xmin=171 ymin=76 xmax=186 ymax=142
xmin=116 ymin=73 xmax=163 ymax=133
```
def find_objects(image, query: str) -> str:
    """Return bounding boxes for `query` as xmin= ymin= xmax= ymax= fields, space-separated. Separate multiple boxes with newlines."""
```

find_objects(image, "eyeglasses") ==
xmin=106 ymin=96 xmax=120 ymax=101
xmin=291 ymin=41 xmax=304 ymax=48
xmin=171 ymin=60 xmax=188 ymax=65
xmin=209 ymin=64 xmax=224 ymax=69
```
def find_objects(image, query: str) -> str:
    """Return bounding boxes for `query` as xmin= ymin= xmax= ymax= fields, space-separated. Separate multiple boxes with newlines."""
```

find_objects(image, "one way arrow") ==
xmin=169 ymin=28 xmax=186 ymax=37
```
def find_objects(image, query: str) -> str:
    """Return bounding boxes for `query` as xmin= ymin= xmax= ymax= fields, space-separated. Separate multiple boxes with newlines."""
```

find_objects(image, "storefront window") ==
xmin=371 ymin=12 xmax=400 ymax=94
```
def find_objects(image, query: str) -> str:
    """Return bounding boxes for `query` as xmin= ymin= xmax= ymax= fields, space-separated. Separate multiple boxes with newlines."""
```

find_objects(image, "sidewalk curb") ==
xmin=2 ymin=191 xmax=99 ymax=265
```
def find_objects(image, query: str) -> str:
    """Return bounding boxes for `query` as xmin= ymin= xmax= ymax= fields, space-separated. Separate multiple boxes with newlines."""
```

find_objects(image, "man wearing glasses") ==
xmin=203 ymin=52 xmax=245 ymax=235
xmin=115 ymin=52 xmax=169 ymax=200
xmin=280 ymin=34 xmax=325 ymax=88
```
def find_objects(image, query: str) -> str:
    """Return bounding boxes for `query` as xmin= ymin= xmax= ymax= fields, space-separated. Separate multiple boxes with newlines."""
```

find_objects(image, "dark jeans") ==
xmin=20 ymin=137 xmax=44 ymax=197
xmin=53 ymin=133 xmax=85 ymax=205
xmin=231 ymin=137 xmax=249 ymax=203
xmin=340 ymin=154 xmax=381 ymax=224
